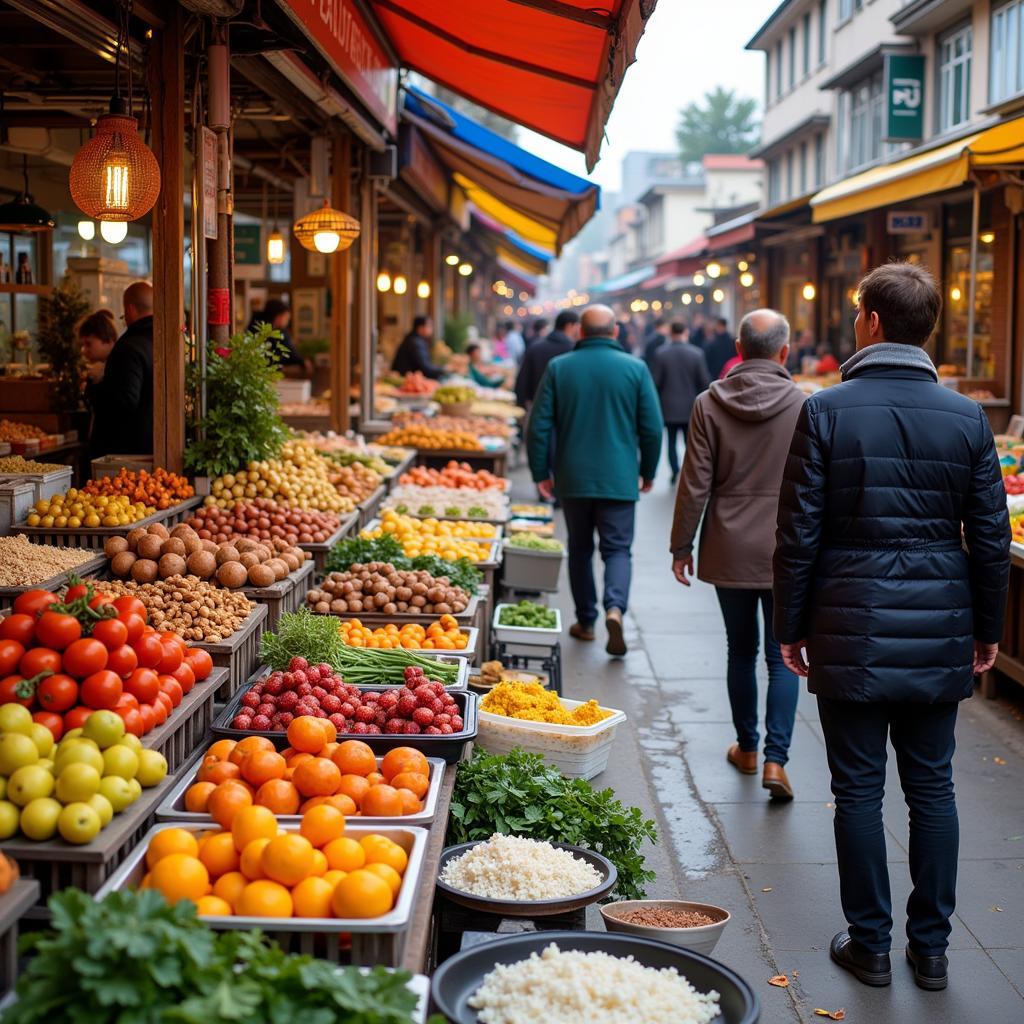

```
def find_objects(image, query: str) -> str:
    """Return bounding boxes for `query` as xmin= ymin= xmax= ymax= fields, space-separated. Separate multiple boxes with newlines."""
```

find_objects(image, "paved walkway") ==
xmin=509 ymin=462 xmax=1024 ymax=1023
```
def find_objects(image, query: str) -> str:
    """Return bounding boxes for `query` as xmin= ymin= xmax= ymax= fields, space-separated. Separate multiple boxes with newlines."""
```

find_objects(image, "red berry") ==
xmin=413 ymin=685 xmax=433 ymax=703
xmin=277 ymin=712 xmax=294 ymax=727
xmin=402 ymin=721 xmax=421 ymax=734
xmin=296 ymin=682 xmax=313 ymax=697
xmin=354 ymin=705 xmax=375 ymax=723
xmin=242 ymin=692 xmax=260 ymax=709
xmin=281 ymin=672 xmax=295 ymax=688
xmin=292 ymin=670 xmax=308 ymax=686
xmin=340 ymin=702 xmax=356 ymax=717
xmin=264 ymin=676 xmax=284 ymax=695
xmin=288 ymin=657 xmax=309 ymax=672
xmin=412 ymin=707 xmax=434 ymax=726
xmin=252 ymin=714 xmax=271 ymax=730
xmin=450 ymin=716 xmax=464 ymax=731
xmin=295 ymin=701 xmax=314 ymax=716
xmin=429 ymin=698 xmax=445 ymax=715
xmin=232 ymin=714 xmax=252 ymax=729
xmin=279 ymin=691 xmax=298 ymax=710
xmin=256 ymin=703 xmax=275 ymax=718
xmin=385 ymin=718 xmax=405 ymax=734
xmin=429 ymin=682 xmax=445 ymax=697
xmin=397 ymin=696 xmax=417 ymax=717
xmin=322 ymin=694 xmax=342 ymax=713
xmin=424 ymin=726 xmax=443 ymax=735
xmin=435 ymin=713 xmax=452 ymax=727
xmin=311 ymin=686 xmax=328 ymax=701
xmin=363 ymin=692 xmax=379 ymax=704
xmin=439 ymin=723 xmax=454 ymax=734
xmin=329 ymin=713 xmax=346 ymax=730
xmin=316 ymin=663 xmax=333 ymax=678
xmin=442 ymin=693 xmax=457 ymax=707
xmin=366 ymin=724 xmax=381 ymax=734
xmin=379 ymin=691 xmax=399 ymax=709
xmin=351 ymin=722 xmax=369 ymax=734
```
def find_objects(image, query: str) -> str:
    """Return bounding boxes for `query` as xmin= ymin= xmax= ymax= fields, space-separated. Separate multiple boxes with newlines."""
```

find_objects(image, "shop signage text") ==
xmin=200 ymin=127 xmax=218 ymax=240
xmin=884 ymin=54 xmax=925 ymax=142
xmin=887 ymin=210 xmax=929 ymax=234
xmin=234 ymin=224 xmax=263 ymax=265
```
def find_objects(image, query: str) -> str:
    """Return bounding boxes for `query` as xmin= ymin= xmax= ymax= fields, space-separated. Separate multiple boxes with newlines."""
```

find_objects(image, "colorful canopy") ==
xmin=372 ymin=0 xmax=657 ymax=170
xmin=471 ymin=212 xmax=552 ymax=276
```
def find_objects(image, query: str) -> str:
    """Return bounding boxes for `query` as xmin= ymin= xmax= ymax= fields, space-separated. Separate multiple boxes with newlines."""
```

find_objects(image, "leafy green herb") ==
xmin=417 ymin=504 xmax=437 ymax=517
xmin=447 ymin=748 xmax=657 ymax=900
xmin=498 ymin=600 xmax=557 ymax=629
xmin=323 ymin=533 xmax=405 ymax=574
xmin=260 ymin=607 xmax=348 ymax=670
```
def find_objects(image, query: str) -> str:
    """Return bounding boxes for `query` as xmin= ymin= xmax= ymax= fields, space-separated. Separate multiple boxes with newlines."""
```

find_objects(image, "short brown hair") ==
xmin=858 ymin=262 xmax=941 ymax=346
xmin=77 ymin=309 xmax=117 ymax=345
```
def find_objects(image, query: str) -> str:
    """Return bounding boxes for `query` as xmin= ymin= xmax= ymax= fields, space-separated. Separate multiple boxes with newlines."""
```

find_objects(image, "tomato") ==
xmin=106 ymin=644 xmax=138 ymax=678
xmin=133 ymin=632 xmax=164 ymax=669
xmin=113 ymin=595 xmax=147 ymax=623
xmin=62 ymin=638 xmax=108 ymax=679
xmin=154 ymin=691 xmax=173 ymax=717
xmin=13 ymin=589 xmax=58 ymax=618
xmin=0 ymin=615 xmax=36 ymax=646
xmin=116 ymin=706 xmax=144 ymax=737
xmin=36 ymin=674 xmax=78 ymax=712
xmin=64 ymin=582 xmax=90 ymax=603
xmin=159 ymin=631 xmax=187 ymax=653
xmin=159 ymin=677 xmax=183 ymax=708
xmin=157 ymin=640 xmax=183 ymax=675
xmin=151 ymin=698 xmax=168 ymax=727
xmin=120 ymin=613 xmax=146 ymax=645
xmin=62 ymin=706 xmax=93 ymax=731
xmin=32 ymin=710 xmax=64 ymax=741
xmin=80 ymin=670 xmax=122 ymax=710
xmin=19 ymin=648 xmax=62 ymax=678
xmin=91 ymin=618 xmax=128 ymax=651
xmin=115 ymin=692 xmax=140 ymax=712
xmin=183 ymin=648 xmax=213 ymax=681
xmin=88 ymin=593 xmax=116 ymax=611
xmin=170 ymin=662 xmax=195 ymax=694
xmin=139 ymin=703 xmax=157 ymax=733
xmin=33 ymin=612 xmax=82 ymax=651
xmin=0 ymin=639 xmax=25 ymax=676
xmin=0 ymin=675 xmax=33 ymax=708
xmin=125 ymin=667 xmax=160 ymax=704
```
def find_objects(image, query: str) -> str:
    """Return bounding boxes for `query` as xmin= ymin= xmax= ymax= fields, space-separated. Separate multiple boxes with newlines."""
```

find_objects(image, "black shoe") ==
xmin=829 ymin=931 xmax=892 ymax=987
xmin=905 ymin=946 xmax=948 ymax=991
xmin=670 ymin=472 xmax=678 ymax=485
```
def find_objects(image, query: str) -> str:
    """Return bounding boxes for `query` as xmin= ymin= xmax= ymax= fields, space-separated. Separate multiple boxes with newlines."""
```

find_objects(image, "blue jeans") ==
xmin=818 ymin=696 xmax=959 ymax=957
xmin=665 ymin=422 xmax=688 ymax=478
xmin=714 ymin=587 xmax=798 ymax=766
xmin=562 ymin=498 xmax=635 ymax=626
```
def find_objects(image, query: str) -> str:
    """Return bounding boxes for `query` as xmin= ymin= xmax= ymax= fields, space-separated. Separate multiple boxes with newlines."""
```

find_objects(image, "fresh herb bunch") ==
xmin=184 ymin=323 xmax=292 ymax=478
xmin=507 ymin=532 xmax=564 ymax=552
xmin=324 ymin=536 xmax=482 ymax=594
xmin=448 ymin=748 xmax=657 ymax=900
xmin=498 ymin=600 xmax=557 ymax=629
xmin=260 ymin=607 xmax=348 ymax=670
xmin=9 ymin=889 xmax=435 ymax=1024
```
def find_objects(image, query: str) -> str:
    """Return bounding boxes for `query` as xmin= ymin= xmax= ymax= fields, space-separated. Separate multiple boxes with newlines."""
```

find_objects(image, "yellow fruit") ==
xmin=55 ymin=763 xmax=101 ymax=804
xmin=135 ymin=750 xmax=168 ymax=788
xmin=27 ymin=723 xmax=54 ymax=758
xmin=99 ymin=775 xmax=134 ymax=813
xmin=88 ymin=793 xmax=114 ymax=827
xmin=7 ymin=765 xmax=54 ymax=806
xmin=0 ymin=734 xmax=39 ymax=775
xmin=359 ymin=835 xmax=407 ymax=874
xmin=0 ymin=704 xmax=33 ymax=734
xmin=19 ymin=797 xmax=62 ymax=840
xmin=57 ymin=802 xmax=102 ymax=844
xmin=102 ymin=745 xmax=139 ymax=780
xmin=0 ymin=801 xmax=19 ymax=839
xmin=323 ymin=836 xmax=365 ymax=872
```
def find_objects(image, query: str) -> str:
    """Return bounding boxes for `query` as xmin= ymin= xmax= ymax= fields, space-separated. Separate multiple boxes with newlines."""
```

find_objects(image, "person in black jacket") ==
xmin=88 ymin=281 xmax=154 ymax=459
xmin=246 ymin=299 xmax=309 ymax=376
xmin=514 ymin=310 xmax=580 ymax=408
xmin=774 ymin=262 xmax=1010 ymax=993
xmin=703 ymin=317 xmax=735 ymax=379
xmin=642 ymin=318 xmax=670 ymax=369
xmin=650 ymin=322 xmax=709 ymax=483
xmin=391 ymin=315 xmax=443 ymax=380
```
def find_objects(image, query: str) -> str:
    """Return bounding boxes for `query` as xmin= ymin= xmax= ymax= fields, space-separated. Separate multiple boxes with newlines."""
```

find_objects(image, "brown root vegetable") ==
xmin=161 ymin=537 xmax=187 ymax=558
xmin=136 ymin=534 xmax=165 ymax=561
xmin=186 ymin=550 xmax=217 ymax=578
xmin=131 ymin=558 xmax=159 ymax=583
xmin=247 ymin=563 xmax=275 ymax=587
xmin=158 ymin=553 xmax=187 ymax=578
xmin=169 ymin=523 xmax=198 ymax=542
xmin=235 ymin=538 xmax=259 ymax=553
xmin=126 ymin=527 xmax=148 ymax=550
xmin=147 ymin=523 xmax=170 ymax=539
xmin=200 ymin=539 xmax=219 ymax=555
xmin=216 ymin=561 xmax=248 ymax=589
xmin=110 ymin=550 xmax=137 ymax=577
xmin=215 ymin=545 xmax=240 ymax=565
xmin=104 ymin=536 xmax=129 ymax=558
xmin=280 ymin=552 xmax=300 ymax=572
xmin=238 ymin=551 xmax=260 ymax=569
xmin=266 ymin=558 xmax=290 ymax=581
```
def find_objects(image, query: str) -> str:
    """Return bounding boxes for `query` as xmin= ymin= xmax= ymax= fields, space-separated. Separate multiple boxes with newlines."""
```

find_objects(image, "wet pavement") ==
xmin=508 ymin=461 xmax=1024 ymax=1022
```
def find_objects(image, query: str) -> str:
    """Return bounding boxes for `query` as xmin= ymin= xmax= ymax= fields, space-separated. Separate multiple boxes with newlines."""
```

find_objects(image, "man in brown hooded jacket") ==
xmin=670 ymin=308 xmax=806 ymax=798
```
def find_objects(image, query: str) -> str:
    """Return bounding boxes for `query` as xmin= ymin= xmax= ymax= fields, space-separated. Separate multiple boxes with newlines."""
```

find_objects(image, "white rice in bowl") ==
xmin=468 ymin=943 xmax=721 ymax=1024
xmin=440 ymin=834 xmax=603 ymax=901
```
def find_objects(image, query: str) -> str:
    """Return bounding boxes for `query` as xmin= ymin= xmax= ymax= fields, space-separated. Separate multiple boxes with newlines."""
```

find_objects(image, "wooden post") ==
xmin=357 ymin=153 xmax=378 ymax=426
xmin=149 ymin=4 xmax=185 ymax=471
xmin=330 ymin=133 xmax=352 ymax=434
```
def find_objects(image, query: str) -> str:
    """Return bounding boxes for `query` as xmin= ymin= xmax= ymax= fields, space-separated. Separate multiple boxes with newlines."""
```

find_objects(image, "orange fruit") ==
xmin=323 ymin=836 xmax=365 ymax=872
xmin=229 ymin=735 xmax=275 ymax=766
xmin=390 ymin=771 xmax=429 ymax=799
xmin=261 ymin=833 xmax=315 ymax=886
xmin=365 ymin=772 xmax=385 ymax=787
xmin=287 ymin=716 xmax=328 ymax=754
xmin=293 ymin=758 xmax=341 ymax=798
xmin=240 ymin=837 xmax=272 ymax=880
xmin=361 ymin=784 xmax=403 ymax=818
xmin=286 ymin=752 xmax=315 ymax=769
xmin=320 ymin=742 xmax=340 ymax=760
xmin=195 ymin=894 xmax=233 ymax=917
xmin=213 ymin=870 xmax=247 ymax=909
xmin=331 ymin=869 xmax=393 ymax=918
xmin=291 ymin=875 xmax=334 ymax=918
xmin=360 ymin=834 xmax=408 ymax=874
xmin=337 ymin=774 xmax=371 ymax=807
xmin=326 ymin=793 xmax=357 ymax=816
xmin=206 ymin=739 xmax=237 ymax=761
xmin=323 ymin=869 xmax=347 ymax=888
xmin=332 ymin=740 xmax=377 ymax=777
xmin=150 ymin=854 xmax=209 ymax=904
xmin=207 ymin=782 xmax=253 ymax=829
xmin=231 ymin=804 xmax=278 ymax=852
xmin=300 ymin=804 xmax=346 ymax=847
xmin=146 ymin=828 xmax=199 ymax=869
xmin=184 ymin=781 xmax=217 ymax=813
xmin=236 ymin=879 xmax=293 ymax=917
xmin=255 ymin=778 xmax=301 ymax=815
xmin=199 ymin=759 xmax=241 ymax=786
xmin=139 ymin=872 xmax=151 ymax=889
xmin=396 ymin=788 xmax=422 ymax=815
xmin=199 ymin=832 xmax=240 ymax=877
xmin=365 ymin=862 xmax=403 ymax=897
xmin=309 ymin=848 xmax=328 ymax=876
xmin=381 ymin=747 xmax=428 ymax=782
xmin=241 ymin=749 xmax=287 ymax=786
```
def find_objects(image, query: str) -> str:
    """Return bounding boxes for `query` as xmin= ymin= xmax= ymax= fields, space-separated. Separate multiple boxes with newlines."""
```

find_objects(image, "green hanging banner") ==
xmin=884 ymin=54 xmax=925 ymax=142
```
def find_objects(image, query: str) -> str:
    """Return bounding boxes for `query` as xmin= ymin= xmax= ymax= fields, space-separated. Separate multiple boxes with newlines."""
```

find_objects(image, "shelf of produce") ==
xmin=0 ymin=552 xmax=107 ymax=613
xmin=11 ymin=495 xmax=203 ymax=548
xmin=0 ymin=878 xmax=39 ymax=998
xmin=414 ymin=447 xmax=509 ymax=478
xmin=315 ymin=591 xmax=481 ymax=629
xmin=145 ymin=667 xmax=226 ymax=771
xmin=492 ymin=604 xmax=562 ymax=646
xmin=190 ymin=603 xmax=267 ymax=701
xmin=356 ymin=485 xmax=387 ymax=528
xmin=0 ymin=465 xmax=72 ymax=503
xmin=384 ymin=451 xmax=417 ymax=491
xmin=240 ymin=559 xmax=314 ymax=632
xmin=299 ymin=512 xmax=359 ymax=572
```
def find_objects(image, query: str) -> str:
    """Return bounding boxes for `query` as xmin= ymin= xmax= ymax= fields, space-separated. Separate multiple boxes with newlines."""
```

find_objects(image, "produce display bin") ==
xmin=0 ymin=479 xmax=34 ymax=536
xmin=299 ymin=511 xmax=359 ymax=572
xmin=190 ymin=603 xmax=267 ymax=701
xmin=501 ymin=543 xmax=564 ymax=593
xmin=492 ymin=603 xmax=563 ymax=646
xmin=144 ymin=667 xmax=226 ymax=771
xmin=476 ymin=698 xmax=626 ymax=780
xmin=157 ymin=747 xmax=446 ymax=827
xmin=0 ymin=465 xmax=72 ymax=504
xmin=0 ymin=553 xmax=107 ymax=614
xmin=212 ymin=685 xmax=478 ymax=763
xmin=312 ymin=591 xmax=482 ymax=629
xmin=89 ymin=454 xmax=154 ymax=478
xmin=356 ymin=485 xmax=387 ymax=528
xmin=96 ymin=822 xmax=429 ymax=966
xmin=240 ymin=558 xmax=314 ymax=632
xmin=0 ymin=879 xmax=39 ymax=998
xmin=383 ymin=450 xmax=416 ymax=491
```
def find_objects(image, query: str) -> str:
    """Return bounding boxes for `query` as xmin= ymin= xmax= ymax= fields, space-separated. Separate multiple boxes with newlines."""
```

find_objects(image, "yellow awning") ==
xmin=452 ymin=172 xmax=558 ymax=250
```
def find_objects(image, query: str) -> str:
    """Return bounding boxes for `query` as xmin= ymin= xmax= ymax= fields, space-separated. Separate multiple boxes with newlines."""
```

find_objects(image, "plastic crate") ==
xmin=0 ymin=465 xmax=72 ymax=504
xmin=501 ymin=543 xmax=564 ymax=593
xmin=492 ymin=603 xmax=562 ymax=646
xmin=240 ymin=559 xmax=314 ymax=632
xmin=356 ymin=486 xmax=387 ymax=528
xmin=190 ymin=603 xmax=267 ymax=701
xmin=0 ymin=879 xmax=39 ymax=998
xmin=300 ymin=512 xmax=359 ymax=572
xmin=0 ymin=479 xmax=35 ymax=537
xmin=144 ymin=667 xmax=226 ymax=771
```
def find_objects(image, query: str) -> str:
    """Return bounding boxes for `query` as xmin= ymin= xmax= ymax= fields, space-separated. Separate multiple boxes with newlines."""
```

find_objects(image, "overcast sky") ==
xmin=523 ymin=0 xmax=770 ymax=192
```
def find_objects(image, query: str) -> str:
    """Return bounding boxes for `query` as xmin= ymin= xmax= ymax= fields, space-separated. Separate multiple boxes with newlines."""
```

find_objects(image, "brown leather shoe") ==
xmin=762 ymin=761 xmax=794 ymax=801
xmin=569 ymin=622 xmax=595 ymax=641
xmin=726 ymin=744 xmax=758 ymax=774
xmin=605 ymin=608 xmax=627 ymax=656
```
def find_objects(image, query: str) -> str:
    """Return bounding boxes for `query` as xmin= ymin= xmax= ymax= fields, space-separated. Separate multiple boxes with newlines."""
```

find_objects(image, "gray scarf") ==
xmin=840 ymin=342 xmax=939 ymax=382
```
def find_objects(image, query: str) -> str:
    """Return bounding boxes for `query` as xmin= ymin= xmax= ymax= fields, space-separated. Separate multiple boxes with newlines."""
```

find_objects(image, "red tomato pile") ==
xmin=0 ymin=583 xmax=213 ymax=741
xmin=1005 ymin=473 xmax=1024 ymax=496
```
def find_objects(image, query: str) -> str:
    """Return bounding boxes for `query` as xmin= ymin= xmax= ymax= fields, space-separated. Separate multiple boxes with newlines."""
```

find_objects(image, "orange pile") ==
xmin=81 ymin=467 xmax=194 ymax=509
xmin=338 ymin=614 xmax=468 ymax=651
xmin=184 ymin=717 xmax=431 ymax=821
xmin=400 ymin=460 xmax=505 ymax=490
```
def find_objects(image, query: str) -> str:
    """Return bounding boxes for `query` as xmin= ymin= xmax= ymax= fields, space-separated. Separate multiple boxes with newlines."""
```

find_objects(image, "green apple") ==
xmin=0 ymin=704 xmax=34 ymax=735
xmin=101 ymin=745 xmax=139 ymax=780
xmin=58 ymin=802 xmax=101 ymax=844
xmin=56 ymin=763 xmax=101 ymax=804
xmin=54 ymin=743 xmax=104 ymax=777
xmin=0 ymin=733 xmax=39 ymax=775
xmin=26 ymin=723 xmax=54 ymax=759
xmin=87 ymin=792 xmax=113 ymax=827
xmin=119 ymin=733 xmax=142 ymax=754
xmin=98 ymin=775 xmax=134 ymax=813
xmin=7 ymin=764 xmax=54 ymax=806
xmin=135 ymin=750 xmax=168 ymax=788
xmin=0 ymin=800 xmax=19 ymax=838
xmin=81 ymin=711 xmax=125 ymax=750
xmin=20 ymin=797 xmax=62 ymax=840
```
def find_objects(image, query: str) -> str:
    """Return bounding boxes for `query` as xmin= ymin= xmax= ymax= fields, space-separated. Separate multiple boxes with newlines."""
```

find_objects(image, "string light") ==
xmin=376 ymin=271 xmax=392 ymax=293
xmin=739 ymin=271 xmax=754 ymax=288
xmin=99 ymin=220 xmax=127 ymax=243
xmin=77 ymin=220 xmax=95 ymax=241
xmin=737 ymin=260 xmax=749 ymax=271
xmin=712 ymin=288 xmax=725 ymax=303
xmin=417 ymin=280 xmax=431 ymax=298
xmin=693 ymin=272 xmax=705 ymax=286
xmin=681 ymin=293 xmax=692 ymax=305
xmin=445 ymin=254 xmax=460 ymax=266
xmin=706 ymin=261 xmax=722 ymax=279
xmin=458 ymin=263 xmax=473 ymax=277
xmin=802 ymin=282 xmax=817 ymax=301
xmin=393 ymin=275 xmax=408 ymax=295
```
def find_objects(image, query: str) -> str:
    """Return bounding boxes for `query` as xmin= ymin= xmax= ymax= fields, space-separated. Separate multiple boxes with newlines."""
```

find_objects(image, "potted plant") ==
xmin=36 ymin=272 xmax=89 ymax=422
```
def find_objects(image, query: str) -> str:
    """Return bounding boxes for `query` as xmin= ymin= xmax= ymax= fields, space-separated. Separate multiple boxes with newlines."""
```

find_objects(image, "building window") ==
xmin=839 ymin=0 xmax=862 ymax=22
xmin=818 ymin=0 xmax=827 ymax=63
xmin=788 ymin=27 xmax=796 ymax=90
xmin=768 ymin=159 xmax=781 ymax=205
xmin=937 ymin=23 xmax=972 ymax=132
xmin=990 ymin=1 xmax=1024 ymax=104
xmin=776 ymin=40 xmax=783 ymax=96
xmin=765 ymin=50 xmax=773 ymax=103
xmin=837 ymin=71 xmax=884 ymax=172
xmin=802 ymin=12 xmax=811 ymax=76
xmin=785 ymin=150 xmax=793 ymax=198
xmin=814 ymin=133 xmax=825 ymax=186
xmin=799 ymin=141 xmax=808 ymax=192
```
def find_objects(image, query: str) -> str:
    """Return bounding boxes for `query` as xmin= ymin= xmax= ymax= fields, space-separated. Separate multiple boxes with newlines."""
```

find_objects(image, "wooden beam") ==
xmin=330 ymin=133 xmax=352 ymax=434
xmin=148 ymin=4 xmax=185 ymax=471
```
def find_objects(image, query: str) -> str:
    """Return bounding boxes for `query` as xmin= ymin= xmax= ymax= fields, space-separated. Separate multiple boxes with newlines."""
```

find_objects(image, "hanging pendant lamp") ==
xmin=0 ymin=156 xmax=54 ymax=232
xmin=293 ymin=200 xmax=360 ymax=254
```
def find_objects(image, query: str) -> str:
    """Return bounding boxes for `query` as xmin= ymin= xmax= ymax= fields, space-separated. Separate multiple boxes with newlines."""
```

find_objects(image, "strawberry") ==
xmin=412 ymin=707 xmax=434 ymax=726
xmin=402 ymin=721 xmax=422 ymax=734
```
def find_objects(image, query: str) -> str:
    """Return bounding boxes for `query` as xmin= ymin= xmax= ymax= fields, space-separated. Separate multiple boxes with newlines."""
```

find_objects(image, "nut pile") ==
xmin=308 ymin=561 xmax=471 ymax=616
xmin=185 ymin=499 xmax=342 ymax=545
xmin=94 ymin=576 xmax=255 ymax=643
xmin=0 ymin=455 xmax=65 ymax=474
xmin=0 ymin=419 xmax=47 ymax=442
xmin=0 ymin=534 xmax=98 ymax=587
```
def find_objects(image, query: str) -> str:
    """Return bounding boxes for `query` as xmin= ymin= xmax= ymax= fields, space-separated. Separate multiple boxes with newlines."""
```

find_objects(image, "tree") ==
xmin=676 ymin=87 xmax=759 ymax=162
xmin=432 ymin=86 xmax=520 ymax=142
xmin=37 ymin=272 xmax=90 ymax=412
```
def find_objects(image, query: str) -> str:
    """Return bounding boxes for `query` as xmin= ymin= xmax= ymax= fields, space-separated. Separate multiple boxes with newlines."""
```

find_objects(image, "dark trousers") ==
xmin=561 ymin=498 xmax=635 ymax=625
xmin=817 ymin=696 xmax=959 ymax=957
xmin=665 ymin=422 xmax=688 ymax=478
xmin=714 ymin=588 xmax=798 ymax=765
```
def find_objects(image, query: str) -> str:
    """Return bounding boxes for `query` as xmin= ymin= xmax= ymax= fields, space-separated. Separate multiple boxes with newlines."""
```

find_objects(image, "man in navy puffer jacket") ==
xmin=773 ymin=262 xmax=1009 ymax=992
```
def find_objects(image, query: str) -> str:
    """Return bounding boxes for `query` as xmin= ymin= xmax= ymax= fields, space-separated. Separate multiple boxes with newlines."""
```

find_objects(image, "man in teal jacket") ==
xmin=528 ymin=304 xmax=663 ymax=655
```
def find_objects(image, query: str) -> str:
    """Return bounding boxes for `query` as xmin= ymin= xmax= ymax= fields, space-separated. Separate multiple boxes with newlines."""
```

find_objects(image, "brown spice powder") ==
xmin=617 ymin=907 xmax=718 ymax=928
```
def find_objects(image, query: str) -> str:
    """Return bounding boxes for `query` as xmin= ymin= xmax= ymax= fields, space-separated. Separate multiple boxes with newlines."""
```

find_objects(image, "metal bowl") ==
xmin=600 ymin=899 xmax=731 ymax=956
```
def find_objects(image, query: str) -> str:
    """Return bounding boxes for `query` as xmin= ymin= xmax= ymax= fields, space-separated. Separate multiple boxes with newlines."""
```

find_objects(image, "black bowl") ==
xmin=430 ymin=929 xmax=759 ymax=1024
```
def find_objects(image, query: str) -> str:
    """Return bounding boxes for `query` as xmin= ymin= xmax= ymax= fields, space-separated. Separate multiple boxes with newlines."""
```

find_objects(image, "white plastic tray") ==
xmin=492 ymin=603 xmax=562 ymax=645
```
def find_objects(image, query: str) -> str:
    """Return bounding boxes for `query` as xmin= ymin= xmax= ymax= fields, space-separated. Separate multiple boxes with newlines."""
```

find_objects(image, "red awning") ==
xmin=705 ymin=220 xmax=756 ymax=252
xmin=369 ymin=0 xmax=657 ymax=170
xmin=641 ymin=271 xmax=678 ymax=291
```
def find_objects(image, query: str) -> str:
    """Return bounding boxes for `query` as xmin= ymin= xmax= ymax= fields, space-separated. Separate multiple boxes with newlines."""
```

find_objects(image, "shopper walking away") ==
xmin=689 ymin=312 xmax=708 ymax=353
xmin=525 ymin=318 xmax=549 ymax=350
xmin=642 ymin=318 xmax=671 ymax=369
xmin=670 ymin=310 xmax=804 ymax=795
xmin=392 ymin=315 xmax=444 ymax=380
xmin=703 ymin=317 xmax=735 ymax=379
xmin=514 ymin=310 xmax=580 ymax=409
xmin=528 ymin=304 xmax=662 ymax=656
xmin=774 ymin=262 xmax=1010 ymax=991
xmin=504 ymin=320 xmax=526 ymax=364
xmin=650 ymin=322 xmax=710 ymax=484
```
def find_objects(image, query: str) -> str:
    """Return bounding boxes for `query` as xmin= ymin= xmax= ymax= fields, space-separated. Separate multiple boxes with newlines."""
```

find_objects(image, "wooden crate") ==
xmin=356 ymin=485 xmax=387 ymax=528
xmin=0 ymin=553 xmax=106 ymax=615
xmin=144 ymin=667 xmax=225 ymax=771
xmin=191 ymin=604 xmax=267 ymax=701
xmin=300 ymin=512 xmax=359 ymax=573
xmin=240 ymin=559 xmax=314 ymax=632
xmin=383 ymin=450 xmax=416 ymax=492
xmin=0 ymin=879 xmax=40 ymax=999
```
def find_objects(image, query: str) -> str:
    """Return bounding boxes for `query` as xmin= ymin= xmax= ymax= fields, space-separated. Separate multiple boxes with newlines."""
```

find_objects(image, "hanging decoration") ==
xmin=293 ymin=200 xmax=360 ymax=254
xmin=0 ymin=156 xmax=55 ymax=232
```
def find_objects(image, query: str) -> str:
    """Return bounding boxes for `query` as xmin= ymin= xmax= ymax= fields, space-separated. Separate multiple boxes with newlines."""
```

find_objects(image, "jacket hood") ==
xmin=709 ymin=359 xmax=804 ymax=422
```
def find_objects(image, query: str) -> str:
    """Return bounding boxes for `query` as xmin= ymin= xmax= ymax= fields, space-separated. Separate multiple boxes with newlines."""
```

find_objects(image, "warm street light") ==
xmin=802 ymin=282 xmax=817 ymax=301
xmin=78 ymin=220 xmax=95 ymax=240
xmin=706 ymin=261 xmax=722 ymax=278
xmin=681 ymin=293 xmax=692 ymax=305
xmin=458 ymin=262 xmax=473 ymax=276
xmin=950 ymin=285 xmax=963 ymax=302
xmin=376 ymin=271 xmax=391 ymax=292
xmin=266 ymin=228 xmax=285 ymax=265
xmin=739 ymin=271 xmax=754 ymax=288
xmin=980 ymin=232 xmax=995 ymax=244
xmin=445 ymin=254 xmax=460 ymax=266
xmin=393 ymin=275 xmax=408 ymax=295
xmin=417 ymin=280 xmax=431 ymax=298
xmin=99 ymin=220 xmax=127 ymax=243
xmin=712 ymin=288 xmax=725 ymax=303
xmin=693 ymin=272 xmax=705 ymax=286
xmin=738 ymin=259 xmax=749 ymax=271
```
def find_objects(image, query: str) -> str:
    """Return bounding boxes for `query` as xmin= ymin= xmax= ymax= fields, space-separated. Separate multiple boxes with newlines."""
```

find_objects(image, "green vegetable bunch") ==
xmin=434 ymin=384 xmax=475 ymax=404
xmin=448 ymin=748 xmax=657 ymax=901
xmin=498 ymin=600 xmax=557 ymax=629
xmin=507 ymin=532 xmax=564 ymax=553
xmin=323 ymin=450 xmax=391 ymax=475
xmin=324 ymin=536 xmax=482 ymax=594
xmin=9 ymin=889 xmax=435 ymax=1024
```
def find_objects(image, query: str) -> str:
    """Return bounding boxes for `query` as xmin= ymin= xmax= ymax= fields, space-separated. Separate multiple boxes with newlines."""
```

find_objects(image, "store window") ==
xmin=802 ymin=13 xmax=811 ymax=77
xmin=788 ymin=27 xmax=796 ymax=90
xmin=937 ymin=23 xmax=972 ymax=133
xmin=837 ymin=71 xmax=884 ymax=173
xmin=768 ymin=159 xmax=781 ymax=205
xmin=838 ymin=0 xmax=862 ymax=23
xmin=990 ymin=1 xmax=1024 ymax=104
xmin=776 ymin=40 xmax=783 ymax=96
xmin=818 ymin=0 xmax=828 ymax=64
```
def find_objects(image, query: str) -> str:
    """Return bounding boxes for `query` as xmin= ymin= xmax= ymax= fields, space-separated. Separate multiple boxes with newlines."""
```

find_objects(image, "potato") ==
xmin=201 ymin=539 xmax=219 ymax=555
xmin=216 ymin=561 xmax=248 ymax=589
xmin=280 ymin=552 xmax=300 ymax=572
xmin=147 ymin=523 xmax=170 ymax=539
xmin=247 ymin=563 xmax=275 ymax=587
xmin=110 ymin=550 xmax=137 ymax=577
xmin=161 ymin=537 xmax=187 ymax=557
xmin=169 ymin=523 xmax=198 ymax=542
xmin=215 ymin=545 xmax=240 ymax=566
xmin=236 ymin=539 xmax=259 ymax=553
xmin=158 ymin=553 xmax=187 ymax=578
xmin=267 ymin=558 xmax=289 ymax=581
xmin=104 ymin=535 xmax=129 ymax=558
xmin=239 ymin=551 xmax=260 ymax=569
xmin=186 ymin=550 xmax=217 ymax=579
xmin=126 ymin=527 xmax=148 ymax=550
xmin=136 ymin=534 xmax=164 ymax=560
xmin=181 ymin=535 xmax=204 ymax=556
xmin=131 ymin=558 xmax=159 ymax=583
